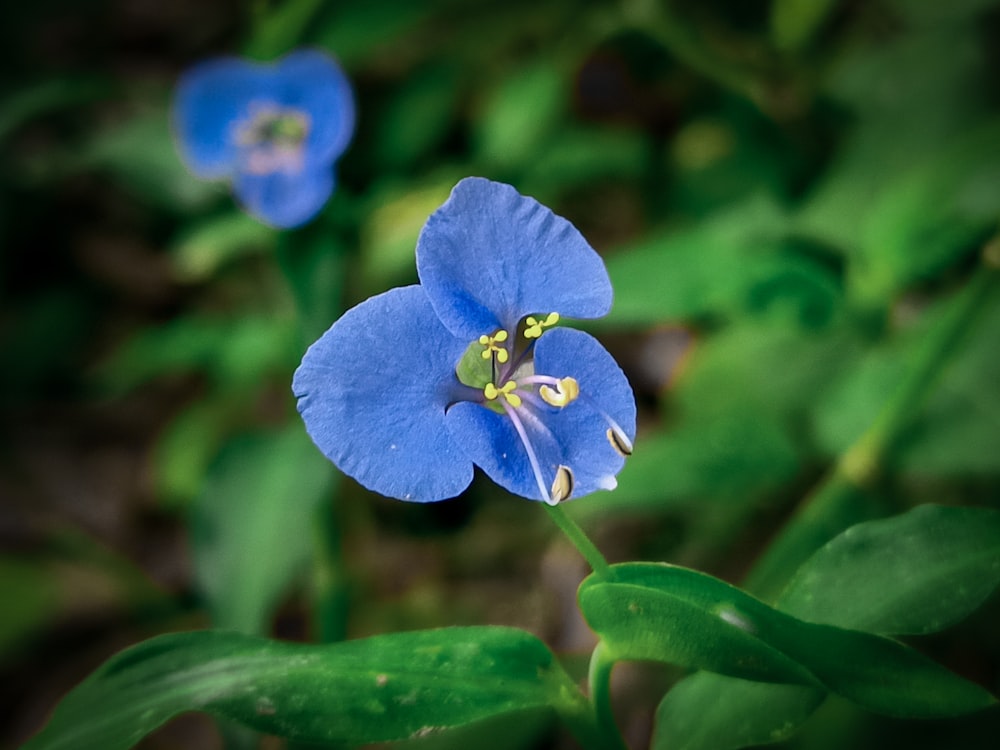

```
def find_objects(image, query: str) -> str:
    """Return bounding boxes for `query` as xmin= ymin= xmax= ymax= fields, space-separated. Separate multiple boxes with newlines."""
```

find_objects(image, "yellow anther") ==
xmin=550 ymin=465 xmax=575 ymax=504
xmin=484 ymin=380 xmax=522 ymax=408
xmin=478 ymin=329 xmax=509 ymax=364
xmin=607 ymin=427 xmax=633 ymax=457
xmin=524 ymin=312 xmax=560 ymax=339
xmin=539 ymin=377 xmax=580 ymax=408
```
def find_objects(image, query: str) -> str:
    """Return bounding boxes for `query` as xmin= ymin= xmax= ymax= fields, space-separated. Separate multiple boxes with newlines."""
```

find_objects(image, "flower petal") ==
xmin=445 ymin=400 xmax=562 ymax=503
xmin=172 ymin=57 xmax=266 ymax=179
xmin=293 ymin=285 xmax=474 ymax=502
xmin=533 ymin=328 xmax=636 ymax=496
xmin=232 ymin=165 xmax=334 ymax=228
xmin=416 ymin=177 xmax=613 ymax=340
xmin=272 ymin=49 xmax=356 ymax=163
xmin=446 ymin=328 xmax=635 ymax=502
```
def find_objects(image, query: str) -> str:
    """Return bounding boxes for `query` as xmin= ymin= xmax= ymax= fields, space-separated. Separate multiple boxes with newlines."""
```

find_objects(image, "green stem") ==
xmin=624 ymin=0 xmax=767 ymax=105
xmin=588 ymin=641 xmax=627 ymax=749
xmin=745 ymin=262 xmax=998 ymax=600
xmin=544 ymin=503 xmax=611 ymax=578
xmin=311 ymin=496 xmax=349 ymax=643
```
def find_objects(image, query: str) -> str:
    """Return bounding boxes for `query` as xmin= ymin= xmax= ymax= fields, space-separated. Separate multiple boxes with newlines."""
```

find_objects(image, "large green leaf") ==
xmin=581 ymin=563 xmax=994 ymax=717
xmin=653 ymin=505 xmax=1000 ymax=749
xmin=191 ymin=427 xmax=335 ymax=634
xmin=23 ymin=627 xmax=579 ymax=750
xmin=779 ymin=504 xmax=1000 ymax=634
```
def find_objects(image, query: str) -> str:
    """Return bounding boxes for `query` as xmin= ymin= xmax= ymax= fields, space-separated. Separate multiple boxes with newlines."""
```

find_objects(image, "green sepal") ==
xmin=455 ymin=338 xmax=494 ymax=389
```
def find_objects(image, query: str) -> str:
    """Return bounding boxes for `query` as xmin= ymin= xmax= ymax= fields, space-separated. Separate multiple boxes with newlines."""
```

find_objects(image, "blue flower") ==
xmin=171 ymin=49 xmax=355 ymax=228
xmin=293 ymin=178 xmax=636 ymax=504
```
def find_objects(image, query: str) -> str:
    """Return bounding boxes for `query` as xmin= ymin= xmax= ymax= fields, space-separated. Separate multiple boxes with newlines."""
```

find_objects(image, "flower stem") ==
xmin=544 ymin=503 xmax=611 ymax=578
xmin=588 ymin=641 xmax=627 ymax=749
xmin=311 ymin=499 xmax=349 ymax=642
xmin=745 ymin=258 xmax=999 ymax=601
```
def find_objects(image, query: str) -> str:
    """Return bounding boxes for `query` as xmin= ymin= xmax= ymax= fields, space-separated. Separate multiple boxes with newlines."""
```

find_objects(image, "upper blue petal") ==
xmin=271 ymin=49 xmax=356 ymax=163
xmin=446 ymin=328 xmax=635 ymax=502
xmin=416 ymin=177 xmax=613 ymax=340
xmin=233 ymin=165 xmax=334 ymax=228
xmin=293 ymin=285 xmax=474 ymax=502
xmin=172 ymin=57 xmax=268 ymax=178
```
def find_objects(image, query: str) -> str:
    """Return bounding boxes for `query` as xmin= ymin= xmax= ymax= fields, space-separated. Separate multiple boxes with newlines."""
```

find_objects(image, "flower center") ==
xmin=452 ymin=311 xmax=631 ymax=504
xmin=234 ymin=102 xmax=311 ymax=175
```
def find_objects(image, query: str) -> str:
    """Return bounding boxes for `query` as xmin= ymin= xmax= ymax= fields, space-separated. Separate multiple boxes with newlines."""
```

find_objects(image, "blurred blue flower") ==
xmin=172 ymin=49 xmax=354 ymax=228
xmin=293 ymin=177 xmax=635 ymax=504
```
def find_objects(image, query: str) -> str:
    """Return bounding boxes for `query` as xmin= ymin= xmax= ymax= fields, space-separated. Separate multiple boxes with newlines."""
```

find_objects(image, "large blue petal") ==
xmin=416 ymin=178 xmax=613 ymax=340
xmin=293 ymin=286 xmax=474 ymax=502
xmin=272 ymin=49 xmax=356 ymax=163
xmin=232 ymin=165 xmax=334 ymax=228
xmin=172 ymin=57 xmax=266 ymax=179
xmin=446 ymin=328 xmax=635 ymax=502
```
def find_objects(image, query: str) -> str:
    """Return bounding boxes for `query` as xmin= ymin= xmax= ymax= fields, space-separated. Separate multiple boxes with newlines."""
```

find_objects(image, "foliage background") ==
xmin=2 ymin=0 xmax=999 ymax=747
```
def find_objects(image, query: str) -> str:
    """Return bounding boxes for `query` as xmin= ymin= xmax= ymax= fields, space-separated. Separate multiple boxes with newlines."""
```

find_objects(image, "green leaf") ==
xmin=191 ymin=427 xmax=335 ymax=634
xmin=779 ymin=504 xmax=1000 ymax=634
xmin=601 ymin=195 xmax=788 ymax=325
xmin=245 ymin=0 xmax=325 ymax=59
xmin=581 ymin=563 xmax=995 ymax=717
xmin=24 ymin=627 xmax=577 ymax=750
xmin=653 ymin=505 xmax=1000 ymax=749
xmin=0 ymin=559 xmax=60 ymax=660
xmin=653 ymin=675 xmax=826 ymax=750
xmin=570 ymin=411 xmax=800 ymax=519
xmin=771 ymin=0 xmax=840 ymax=51
xmin=170 ymin=212 xmax=277 ymax=282
xmin=474 ymin=63 xmax=565 ymax=170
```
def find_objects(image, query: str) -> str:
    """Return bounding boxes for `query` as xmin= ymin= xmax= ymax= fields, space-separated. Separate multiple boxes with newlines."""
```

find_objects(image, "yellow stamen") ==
xmin=607 ymin=427 xmax=633 ymax=457
xmin=478 ymin=329 xmax=509 ymax=363
xmin=550 ymin=465 xmax=575 ymax=503
xmin=484 ymin=380 xmax=521 ymax=408
xmin=524 ymin=312 xmax=560 ymax=339
xmin=539 ymin=377 xmax=580 ymax=408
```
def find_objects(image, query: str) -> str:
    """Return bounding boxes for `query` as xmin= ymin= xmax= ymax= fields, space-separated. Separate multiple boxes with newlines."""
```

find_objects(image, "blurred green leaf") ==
xmin=314 ymin=0 xmax=431 ymax=67
xmin=171 ymin=212 xmax=277 ymax=282
xmin=854 ymin=122 xmax=1000 ymax=302
xmin=796 ymin=21 xmax=989 ymax=262
xmin=191 ymin=427 xmax=334 ymax=634
xmin=360 ymin=175 xmax=457 ymax=289
xmin=779 ymin=504 xmax=1000 ymax=634
xmin=815 ymin=286 xmax=1000 ymax=474
xmin=522 ymin=126 xmax=649 ymax=195
xmin=374 ymin=64 xmax=462 ymax=170
xmin=23 ymin=627 xmax=577 ymax=750
xmin=601 ymin=195 xmax=790 ymax=325
xmin=76 ymin=109 xmax=220 ymax=211
xmin=770 ymin=0 xmax=840 ymax=51
xmin=474 ymin=63 xmax=565 ymax=171
xmin=152 ymin=399 xmax=232 ymax=508
xmin=245 ymin=0 xmax=325 ymax=60
xmin=0 ymin=77 xmax=107 ymax=142
xmin=572 ymin=411 xmax=800 ymax=519
xmin=0 ymin=560 xmax=60 ymax=660
xmin=581 ymin=563 xmax=995 ymax=716
xmin=654 ymin=504 xmax=1000 ymax=749
xmin=98 ymin=313 xmax=299 ymax=393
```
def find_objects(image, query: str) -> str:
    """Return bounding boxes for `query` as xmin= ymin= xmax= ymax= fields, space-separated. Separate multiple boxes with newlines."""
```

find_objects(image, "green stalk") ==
xmin=311 ymin=498 xmax=349 ymax=643
xmin=544 ymin=503 xmax=611 ymax=578
xmin=745 ymin=261 xmax=998 ymax=601
xmin=588 ymin=641 xmax=627 ymax=749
